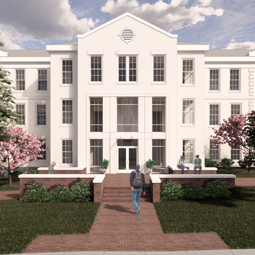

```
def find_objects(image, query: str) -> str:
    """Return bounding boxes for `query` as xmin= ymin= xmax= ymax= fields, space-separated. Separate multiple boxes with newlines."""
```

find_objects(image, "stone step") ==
xmin=102 ymin=197 xmax=152 ymax=202
xmin=103 ymin=193 xmax=151 ymax=198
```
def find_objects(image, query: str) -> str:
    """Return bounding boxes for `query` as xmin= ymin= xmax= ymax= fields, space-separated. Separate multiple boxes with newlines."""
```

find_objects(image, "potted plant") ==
xmin=100 ymin=159 xmax=110 ymax=174
xmin=146 ymin=159 xmax=155 ymax=174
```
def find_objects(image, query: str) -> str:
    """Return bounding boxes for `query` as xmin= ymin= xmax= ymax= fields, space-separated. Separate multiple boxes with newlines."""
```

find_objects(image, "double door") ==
xmin=118 ymin=147 xmax=137 ymax=171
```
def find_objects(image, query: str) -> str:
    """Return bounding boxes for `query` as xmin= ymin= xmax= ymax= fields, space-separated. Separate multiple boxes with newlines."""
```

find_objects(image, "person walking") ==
xmin=130 ymin=164 xmax=146 ymax=215
xmin=177 ymin=155 xmax=189 ymax=174
xmin=194 ymin=155 xmax=202 ymax=174
xmin=48 ymin=161 xmax=56 ymax=174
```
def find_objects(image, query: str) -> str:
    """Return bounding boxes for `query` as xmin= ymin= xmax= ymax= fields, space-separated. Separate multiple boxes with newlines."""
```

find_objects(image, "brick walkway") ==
xmin=235 ymin=178 xmax=255 ymax=187
xmin=0 ymin=190 xmax=19 ymax=200
xmin=23 ymin=201 xmax=228 ymax=253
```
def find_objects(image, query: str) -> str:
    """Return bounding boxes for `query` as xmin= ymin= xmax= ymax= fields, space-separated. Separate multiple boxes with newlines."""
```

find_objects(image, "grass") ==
xmin=0 ymin=201 xmax=100 ymax=254
xmin=217 ymin=167 xmax=255 ymax=178
xmin=154 ymin=187 xmax=255 ymax=249
xmin=0 ymin=180 xmax=19 ymax=191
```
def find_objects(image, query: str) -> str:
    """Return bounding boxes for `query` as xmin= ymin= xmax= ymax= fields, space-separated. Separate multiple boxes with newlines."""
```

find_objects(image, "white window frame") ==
xmin=62 ymin=59 xmax=73 ymax=85
xmin=152 ymin=97 xmax=166 ymax=132
xmin=209 ymin=104 xmax=220 ymax=126
xmin=209 ymin=69 xmax=220 ymax=91
xmin=90 ymin=97 xmax=103 ymax=132
xmin=230 ymin=69 xmax=240 ymax=91
xmin=62 ymin=139 xmax=73 ymax=164
xmin=182 ymin=99 xmax=195 ymax=125
xmin=231 ymin=146 xmax=241 ymax=160
xmin=152 ymin=139 xmax=166 ymax=167
xmin=90 ymin=139 xmax=103 ymax=169
xmin=62 ymin=100 xmax=73 ymax=124
xmin=209 ymin=140 xmax=220 ymax=161
xmin=231 ymin=103 xmax=241 ymax=118
xmin=182 ymin=139 xmax=194 ymax=164
xmin=16 ymin=69 xmax=25 ymax=91
xmin=118 ymin=55 xmax=137 ymax=83
xmin=36 ymin=104 xmax=46 ymax=126
xmin=38 ymin=69 xmax=47 ymax=91
xmin=16 ymin=104 xmax=25 ymax=126
xmin=90 ymin=55 xmax=102 ymax=83
xmin=182 ymin=59 xmax=194 ymax=85
xmin=152 ymin=55 xmax=165 ymax=83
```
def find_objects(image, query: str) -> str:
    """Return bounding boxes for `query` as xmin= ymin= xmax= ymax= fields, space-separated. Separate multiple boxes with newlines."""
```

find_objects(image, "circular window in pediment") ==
xmin=120 ymin=28 xmax=135 ymax=44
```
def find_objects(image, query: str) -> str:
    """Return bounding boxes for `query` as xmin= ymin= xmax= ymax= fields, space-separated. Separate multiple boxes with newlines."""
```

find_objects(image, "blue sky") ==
xmin=0 ymin=0 xmax=254 ymax=50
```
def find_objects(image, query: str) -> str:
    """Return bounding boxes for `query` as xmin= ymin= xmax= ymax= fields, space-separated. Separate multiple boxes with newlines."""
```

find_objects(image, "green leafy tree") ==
xmin=0 ymin=41 xmax=20 ymax=141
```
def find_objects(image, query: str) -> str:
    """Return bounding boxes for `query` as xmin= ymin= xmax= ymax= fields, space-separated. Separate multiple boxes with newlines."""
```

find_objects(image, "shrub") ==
xmin=161 ymin=180 xmax=182 ymax=200
xmin=11 ymin=171 xmax=22 ymax=182
xmin=205 ymin=158 xmax=219 ymax=168
xmin=220 ymin=158 xmax=234 ymax=170
xmin=49 ymin=186 xmax=73 ymax=203
xmin=23 ymin=182 xmax=50 ymax=203
xmin=182 ymin=184 xmax=204 ymax=200
xmin=204 ymin=179 xmax=231 ymax=198
xmin=27 ymin=169 xmax=37 ymax=174
xmin=71 ymin=180 xmax=91 ymax=202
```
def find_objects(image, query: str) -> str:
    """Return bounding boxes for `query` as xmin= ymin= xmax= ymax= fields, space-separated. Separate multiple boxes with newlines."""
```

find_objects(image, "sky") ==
xmin=0 ymin=0 xmax=255 ymax=50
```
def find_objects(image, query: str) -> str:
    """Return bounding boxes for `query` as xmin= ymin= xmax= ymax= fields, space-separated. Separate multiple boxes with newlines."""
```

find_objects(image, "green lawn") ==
xmin=0 ymin=201 xmax=100 ymax=254
xmin=0 ymin=180 xmax=19 ymax=191
xmin=155 ymin=187 xmax=255 ymax=249
xmin=217 ymin=168 xmax=255 ymax=178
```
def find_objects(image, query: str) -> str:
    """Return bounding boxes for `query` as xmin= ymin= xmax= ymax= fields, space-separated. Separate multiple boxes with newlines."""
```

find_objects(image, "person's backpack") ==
xmin=133 ymin=171 xmax=143 ymax=188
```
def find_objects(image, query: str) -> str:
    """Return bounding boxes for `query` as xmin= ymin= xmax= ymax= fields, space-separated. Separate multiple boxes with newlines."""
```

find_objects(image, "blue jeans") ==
xmin=132 ymin=187 xmax=142 ymax=210
xmin=194 ymin=165 xmax=202 ymax=174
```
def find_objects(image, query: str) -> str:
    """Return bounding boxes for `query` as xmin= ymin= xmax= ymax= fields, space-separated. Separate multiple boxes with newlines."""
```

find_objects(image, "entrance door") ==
xmin=118 ymin=147 xmax=137 ymax=170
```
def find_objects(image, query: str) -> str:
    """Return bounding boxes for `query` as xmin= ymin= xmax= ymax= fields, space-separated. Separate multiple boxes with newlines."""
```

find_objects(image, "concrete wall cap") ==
xmin=19 ymin=174 xmax=96 ymax=179
xmin=158 ymin=174 xmax=236 ymax=179
xmin=149 ymin=174 xmax=161 ymax=183
xmin=38 ymin=165 xmax=86 ymax=171
xmin=93 ymin=175 xmax=105 ymax=183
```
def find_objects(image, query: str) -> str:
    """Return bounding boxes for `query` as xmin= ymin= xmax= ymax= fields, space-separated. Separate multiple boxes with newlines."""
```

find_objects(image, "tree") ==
xmin=0 ymin=125 xmax=46 ymax=187
xmin=210 ymin=113 xmax=255 ymax=172
xmin=0 ymin=41 xmax=20 ymax=141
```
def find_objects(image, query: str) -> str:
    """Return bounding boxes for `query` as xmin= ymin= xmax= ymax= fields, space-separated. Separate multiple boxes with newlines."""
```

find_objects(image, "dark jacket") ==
xmin=130 ymin=170 xmax=146 ymax=192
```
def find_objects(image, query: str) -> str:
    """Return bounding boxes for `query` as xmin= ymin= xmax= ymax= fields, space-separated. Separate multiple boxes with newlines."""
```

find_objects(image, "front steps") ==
xmin=102 ymin=173 xmax=152 ymax=202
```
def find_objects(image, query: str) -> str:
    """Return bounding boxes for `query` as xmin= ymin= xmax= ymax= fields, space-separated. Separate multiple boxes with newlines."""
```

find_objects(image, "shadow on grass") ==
xmin=181 ymin=198 xmax=237 ymax=208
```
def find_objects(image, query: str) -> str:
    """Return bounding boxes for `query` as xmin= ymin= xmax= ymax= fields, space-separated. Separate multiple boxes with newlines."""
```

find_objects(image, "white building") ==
xmin=0 ymin=13 xmax=254 ymax=173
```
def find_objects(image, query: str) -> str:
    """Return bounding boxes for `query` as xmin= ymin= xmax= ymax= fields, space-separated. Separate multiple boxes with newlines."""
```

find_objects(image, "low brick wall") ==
xmin=150 ymin=174 xmax=236 ymax=203
xmin=37 ymin=167 xmax=86 ymax=174
xmin=93 ymin=175 xmax=105 ymax=203
xmin=19 ymin=174 xmax=99 ymax=201
xmin=170 ymin=170 xmax=217 ymax=174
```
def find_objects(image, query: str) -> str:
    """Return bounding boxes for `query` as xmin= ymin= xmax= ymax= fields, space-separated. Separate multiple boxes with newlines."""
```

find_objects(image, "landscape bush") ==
xmin=49 ymin=186 xmax=73 ymax=203
xmin=71 ymin=180 xmax=91 ymax=202
xmin=27 ymin=169 xmax=37 ymax=174
xmin=23 ymin=182 xmax=50 ymax=203
xmin=182 ymin=184 xmax=204 ymax=200
xmin=219 ymin=158 xmax=234 ymax=170
xmin=205 ymin=158 xmax=219 ymax=168
xmin=11 ymin=171 xmax=22 ymax=182
xmin=204 ymin=179 xmax=231 ymax=198
xmin=161 ymin=180 xmax=182 ymax=200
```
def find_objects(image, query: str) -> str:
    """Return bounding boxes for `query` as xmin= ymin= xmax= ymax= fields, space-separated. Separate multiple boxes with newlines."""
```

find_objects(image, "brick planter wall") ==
xmin=19 ymin=176 xmax=93 ymax=199
xmin=171 ymin=170 xmax=217 ymax=174
xmin=93 ymin=181 xmax=105 ymax=203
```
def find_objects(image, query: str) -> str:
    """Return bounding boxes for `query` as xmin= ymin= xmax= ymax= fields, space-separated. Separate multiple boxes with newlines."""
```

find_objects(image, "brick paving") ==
xmin=0 ymin=190 xmax=19 ymax=200
xmin=235 ymin=178 xmax=255 ymax=187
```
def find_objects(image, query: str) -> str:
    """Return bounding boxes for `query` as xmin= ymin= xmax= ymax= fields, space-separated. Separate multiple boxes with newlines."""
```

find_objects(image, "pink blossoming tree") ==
xmin=0 ymin=125 xmax=46 ymax=187
xmin=210 ymin=112 xmax=255 ymax=172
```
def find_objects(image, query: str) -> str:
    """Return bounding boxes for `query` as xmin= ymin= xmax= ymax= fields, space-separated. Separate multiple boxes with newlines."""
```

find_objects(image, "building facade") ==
xmin=0 ymin=13 xmax=254 ymax=173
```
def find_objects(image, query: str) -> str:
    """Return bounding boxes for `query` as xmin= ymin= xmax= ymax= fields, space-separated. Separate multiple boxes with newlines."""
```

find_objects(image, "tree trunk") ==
xmin=8 ymin=172 xmax=12 ymax=187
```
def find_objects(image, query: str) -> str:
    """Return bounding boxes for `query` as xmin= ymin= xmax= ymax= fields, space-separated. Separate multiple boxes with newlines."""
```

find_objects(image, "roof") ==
xmin=206 ymin=50 xmax=251 ymax=57
xmin=177 ymin=41 xmax=206 ymax=46
xmin=2 ymin=50 xmax=49 ymax=57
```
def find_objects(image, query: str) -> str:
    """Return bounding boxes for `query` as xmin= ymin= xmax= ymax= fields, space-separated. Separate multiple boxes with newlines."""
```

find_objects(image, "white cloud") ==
xmin=0 ymin=26 xmax=21 ymax=49
xmin=226 ymin=41 xmax=255 ymax=50
xmin=101 ymin=0 xmax=224 ymax=32
xmin=0 ymin=0 xmax=99 ymax=49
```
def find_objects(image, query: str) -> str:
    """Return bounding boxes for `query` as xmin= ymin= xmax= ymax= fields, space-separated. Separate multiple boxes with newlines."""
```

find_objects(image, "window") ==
xmin=62 ymin=100 xmax=73 ymax=124
xmin=152 ymin=140 xmax=165 ymax=167
xmin=91 ymin=56 xmax=102 ymax=82
xmin=62 ymin=60 xmax=73 ymax=84
xmin=16 ymin=70 xmax=25 ymax=90
xmin=182 ymin=140 xmax=194 ymax=164
xmin=118 ymin=56 xmax=137 ymax=82
xmin=90 ymin=98 xmax=103 ymax=132
xmin=37 ymin=104 xmax=46 ymax=125
xmin=210 ymin=141 xmax=219 ymax=161
xmin=117 ymin=97 xmax=138 ymax=132
xmin=16 ymin=104 xmax=25 ymax=125
xmin=210 ymin=104 xmax=219 ymax=125
xmin=231 ymin=147 xmax=240 ymax=160
xmin=117 ymin=139 xmax=138 ymax=146
xmin=153 ymin=56 xmax=165 ymax=82
xmin=38 ymin=70 xmax=47 ymax=90
xmin=210 ymin=69 xmax=219 ymax=90
xmin=182 ymin=100 xmax=194 ymax=124
xmin=38 ymin=139 xmax=46 ymax=160
xmin=90 ymin=139 xmax=103 ymax=170
xmin=182 ymin=60 xmax=194 ymax=84
xmin=152 ymin=97 xmax=165 ymax=132
xmin=62 ymin=140 xmax=73 ymax=164
xmin=231 ymin=104 xmax=241 ymax=118
xmin=230 ymin=69 xmax=239 ymax=90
